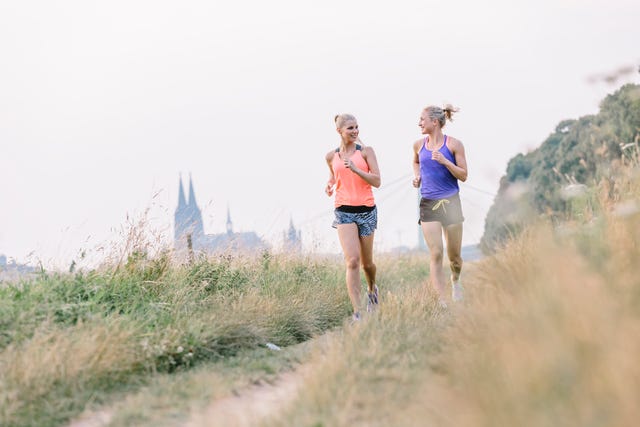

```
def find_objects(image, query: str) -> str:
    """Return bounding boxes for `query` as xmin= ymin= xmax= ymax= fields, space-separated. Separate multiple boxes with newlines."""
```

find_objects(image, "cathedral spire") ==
xmin=177 ymin=174 xmax=187 ymax=210
xmin=188 ymin=173 xmax=197 ymax=206
xmin=284 ymin=215 xmax=302 ymax=252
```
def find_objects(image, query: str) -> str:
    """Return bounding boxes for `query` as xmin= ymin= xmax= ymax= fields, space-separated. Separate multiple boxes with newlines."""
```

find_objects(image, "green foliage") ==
xmin=123 ymin=249 xmax=171 ymax=282
xmin=0 ymin=253 xmax=358 ymax=427
xmin=185 ymin=255 xmax=250 ymax=294
xmin=505 ymin=153 xmax=533 ymax=181
xmin=481 ymin=83 xmax=640 ymax=251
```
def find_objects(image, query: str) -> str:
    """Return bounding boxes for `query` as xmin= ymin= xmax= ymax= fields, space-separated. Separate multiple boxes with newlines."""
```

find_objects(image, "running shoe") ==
xmin=452 ymin=280 xmax=464 ymax=302
xmin=366 ymin=285 xmax=379 ymax=312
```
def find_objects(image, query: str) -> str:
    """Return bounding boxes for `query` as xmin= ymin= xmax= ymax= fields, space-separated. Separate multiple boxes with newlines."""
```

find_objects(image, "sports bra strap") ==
xmin=335 ymin=144 xmax=362 ymax=152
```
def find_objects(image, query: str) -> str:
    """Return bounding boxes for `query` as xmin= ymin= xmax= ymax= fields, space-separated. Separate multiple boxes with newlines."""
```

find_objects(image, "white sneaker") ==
xmin=452 ymin=281 xmax=464 ymax=302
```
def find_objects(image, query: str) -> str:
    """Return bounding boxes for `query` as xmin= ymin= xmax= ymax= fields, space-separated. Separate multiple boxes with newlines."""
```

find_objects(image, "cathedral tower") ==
xmin=174 ymin=174 xmax=205 ymax=250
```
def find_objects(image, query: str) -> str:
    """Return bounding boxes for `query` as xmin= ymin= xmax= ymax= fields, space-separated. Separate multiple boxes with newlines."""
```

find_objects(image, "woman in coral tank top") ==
xmin=412 ymin=105 xmax=468 ymax=308
xmin=325 ymin=113 xmax=381 ymax=322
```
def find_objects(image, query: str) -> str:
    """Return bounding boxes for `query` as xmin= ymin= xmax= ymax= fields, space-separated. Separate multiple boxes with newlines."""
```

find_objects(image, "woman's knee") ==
xmin=345 ymin=256 xmax=360 ymax=270
xmin=449 ymin=258 xmax=463 ymax=273
xmin=361 ymin=260 xmax=376 ymax=272
xmin=430 ymin=249 xmax=444 ymax=263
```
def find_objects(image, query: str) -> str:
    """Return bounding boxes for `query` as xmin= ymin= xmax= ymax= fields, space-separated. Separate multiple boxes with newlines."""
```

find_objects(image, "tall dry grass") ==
xmin=268 ymin=166 xmax=640 ymax=426
xmin=0 ymin=252 xmax=351 ymax=427
xmin=427 ymin=219 xmax=640 ymax=427
xmin=3 ymin=155 xmax=638 ymax=427
xmin=0 ymin=319 xmax=143 ymax=425
xmin=260 ymin=283 xmax=449 ymax=427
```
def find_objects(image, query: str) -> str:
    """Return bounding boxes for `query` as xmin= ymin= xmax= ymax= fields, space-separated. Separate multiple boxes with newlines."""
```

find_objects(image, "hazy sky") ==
xmin=1 ymin=0 xmax=639 ymax=269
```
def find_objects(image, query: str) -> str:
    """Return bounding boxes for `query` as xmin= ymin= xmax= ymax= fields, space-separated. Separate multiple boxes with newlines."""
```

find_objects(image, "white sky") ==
xmin=1 ymin=0 xmax=639 ymax=269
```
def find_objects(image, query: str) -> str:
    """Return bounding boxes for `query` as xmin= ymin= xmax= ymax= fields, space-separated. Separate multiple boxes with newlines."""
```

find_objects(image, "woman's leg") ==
xmin=444 ymin=223 xmax=463 ymax=281
xmin=421 ymin=221 xmax=446 ymax=299
xmin=337 ymin=223 xmax=363 ymax=314
xmin=359 ymin=232 xmax=376 ymax=293
xmin=445 ymin=223 xmax=464 ymax=301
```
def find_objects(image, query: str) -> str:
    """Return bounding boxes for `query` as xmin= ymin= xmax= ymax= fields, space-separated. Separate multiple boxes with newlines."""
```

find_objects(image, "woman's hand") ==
xmin=325 ymin=181 xmax=335 ymax=196
xmin=431 ymin=150 xmax=448 ymax=165
xmin=343 ymin=157 xmax=356 ymax=172
xmin=412 ymin=176 xmax=421 ymax=188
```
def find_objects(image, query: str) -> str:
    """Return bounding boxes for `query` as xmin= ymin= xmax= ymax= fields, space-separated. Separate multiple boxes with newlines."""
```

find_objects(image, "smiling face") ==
xmin=337 ymin=119 xmax=359 ymax=143
xmin=418 ymin=110 xmax=437 ymax=134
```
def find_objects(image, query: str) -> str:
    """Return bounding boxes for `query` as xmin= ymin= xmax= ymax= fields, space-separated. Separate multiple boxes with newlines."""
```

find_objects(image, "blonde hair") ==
xmin=424 ymin=104 xmax=459 ymax=128
xmin=334 ymin=113 xmax=357 ymax=129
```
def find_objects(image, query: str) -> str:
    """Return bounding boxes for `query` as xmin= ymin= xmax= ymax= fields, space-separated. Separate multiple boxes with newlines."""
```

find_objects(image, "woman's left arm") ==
xmin=439 ymin=138 xmax=468 ymax=182
xmin=347 ymin=146 xmax=381 ymax=188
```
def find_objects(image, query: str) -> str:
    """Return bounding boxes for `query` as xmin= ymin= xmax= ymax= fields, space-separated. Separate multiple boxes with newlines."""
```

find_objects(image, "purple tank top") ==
xmin=419 ymin=135 xmax=460 ymax=199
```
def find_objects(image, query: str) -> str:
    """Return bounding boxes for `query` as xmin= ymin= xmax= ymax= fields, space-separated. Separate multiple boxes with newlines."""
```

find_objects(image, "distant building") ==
xmin=0 ymin=254 xmax=36 ymax=281
xmin=282 ymin=217 xmax=302 ymax=253
xmin=174 ymin=175 xmax=269 ymax=255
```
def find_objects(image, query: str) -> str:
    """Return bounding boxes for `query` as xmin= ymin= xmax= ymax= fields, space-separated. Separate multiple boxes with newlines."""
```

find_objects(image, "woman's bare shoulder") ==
xmin=447 ymin=136 xmax=464 ymax=149
xmin=362 ymin=145 xmax=376 ymax=155
xmin=325 ymin=149 xmax=337 ymax=162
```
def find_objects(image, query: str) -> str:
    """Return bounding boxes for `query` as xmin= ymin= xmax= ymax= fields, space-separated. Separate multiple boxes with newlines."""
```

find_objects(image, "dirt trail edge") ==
xmin=67 ymin=409 xmax=113 ymax=427
xmin=183 ymin=364 xmax=311 ymax=427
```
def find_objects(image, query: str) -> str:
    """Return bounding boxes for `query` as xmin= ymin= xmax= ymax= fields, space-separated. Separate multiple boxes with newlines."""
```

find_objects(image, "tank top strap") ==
xmin=422 ymin=135 xmax=449 ymax=153
xmin=335 ymin=144 xmax=363 ymax=153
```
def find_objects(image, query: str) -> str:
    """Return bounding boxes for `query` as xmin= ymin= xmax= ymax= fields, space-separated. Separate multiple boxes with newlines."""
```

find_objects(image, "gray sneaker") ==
xmin=351 ymin=312 xmax=361 ymax=323
xmin=366 ymin=285 xmax=379 ymax=312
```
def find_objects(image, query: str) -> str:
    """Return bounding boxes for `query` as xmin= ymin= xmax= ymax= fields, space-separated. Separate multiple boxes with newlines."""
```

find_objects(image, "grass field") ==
xmin=0 ymin=252 xmax=353 ymax=427
xmin=2 ymin=163 xmax=639 ymax=426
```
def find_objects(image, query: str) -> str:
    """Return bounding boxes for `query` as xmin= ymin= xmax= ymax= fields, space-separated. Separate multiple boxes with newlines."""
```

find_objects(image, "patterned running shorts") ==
xmin=332 ymin=206 xmax=378 ymax=237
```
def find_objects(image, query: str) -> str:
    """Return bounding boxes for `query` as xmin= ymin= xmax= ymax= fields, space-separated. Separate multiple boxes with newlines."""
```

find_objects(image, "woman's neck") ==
xmin=427 ymin=130 xmax=444 ymax=148
xmin=340 ymin=140 xmax=356 ymax=151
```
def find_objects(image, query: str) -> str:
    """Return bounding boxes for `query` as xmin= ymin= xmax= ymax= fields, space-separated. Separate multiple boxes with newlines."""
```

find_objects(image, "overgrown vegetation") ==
xmin=266 ymin=101 xmax=640 ymax=427
xmin=3 ymin=82 xmax=639 ymax=427
xmin=0 ymin=253 xmax=352 ymax=427
xmin=481 ymin=83 xmax=640 ymax=251
xmin=269 ymin=203 xmax=639 ymax=426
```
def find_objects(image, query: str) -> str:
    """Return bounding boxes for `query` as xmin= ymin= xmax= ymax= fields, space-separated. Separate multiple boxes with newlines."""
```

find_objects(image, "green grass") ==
xmin=264 ymin=170 xmax=640 ymax=427
xmin=0 ymin=252 xmax=354 ymax=427
xmin=3 ymin=161 xmax=639 ymax=427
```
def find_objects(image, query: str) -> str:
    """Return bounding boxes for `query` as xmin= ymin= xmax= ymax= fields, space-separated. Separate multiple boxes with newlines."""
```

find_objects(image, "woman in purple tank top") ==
xmin=412 ymin=105 xmax=468 ymax=307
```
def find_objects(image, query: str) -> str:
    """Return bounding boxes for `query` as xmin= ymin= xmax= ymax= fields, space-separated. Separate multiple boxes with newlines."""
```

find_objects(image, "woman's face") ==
xmin=338 ymin=119 xmax=359 ymax=142
xmin=418 ymin=111 xmax=436 ymax=134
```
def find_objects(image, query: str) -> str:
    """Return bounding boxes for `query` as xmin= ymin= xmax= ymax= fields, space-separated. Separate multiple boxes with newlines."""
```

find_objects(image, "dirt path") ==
xmin=65 ymin=364 xmax=309 ymax=427
xmin=183 ymin=364 xmax=310 ymax=427
xmin=183 ymin=330 xmax=339 ymax=427
xmin=65 ymin=329 xmax=334 ymax=427
xmin=67 ymin=409 xmax=113 ymax=427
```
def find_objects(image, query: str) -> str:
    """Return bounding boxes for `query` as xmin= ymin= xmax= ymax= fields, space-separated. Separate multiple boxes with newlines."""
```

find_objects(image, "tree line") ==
xmin=481 ymin=83 xmax=640 ymax=252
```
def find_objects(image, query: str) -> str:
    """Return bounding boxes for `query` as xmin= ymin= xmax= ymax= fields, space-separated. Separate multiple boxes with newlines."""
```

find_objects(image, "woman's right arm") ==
xmin=412 ymin=139 xmax=422 ymax=188
xmin=325 ymin=150 xmax=336 ymax=196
